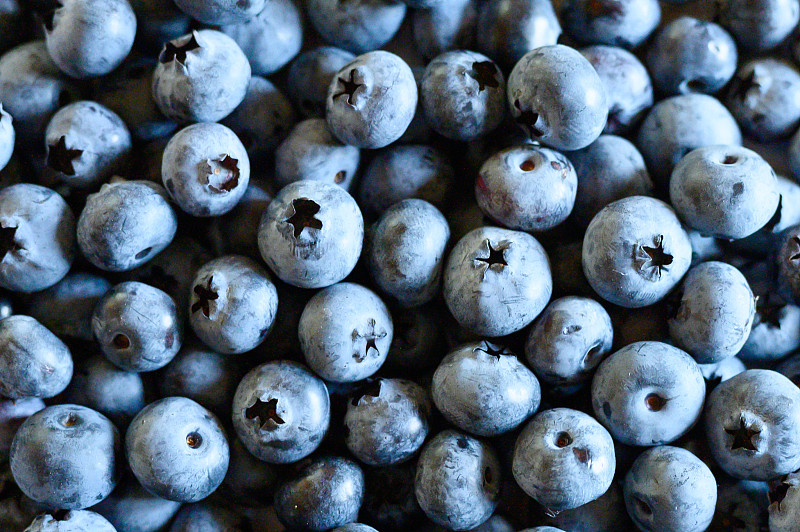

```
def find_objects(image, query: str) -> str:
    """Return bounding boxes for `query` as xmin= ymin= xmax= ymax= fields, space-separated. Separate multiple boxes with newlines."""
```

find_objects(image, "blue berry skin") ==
xmin=345 ymin=378 xmax=430 ymax=465
xmin=188 ymin=255 xmax=278 ymax=355
xmin=412 ymin=0 xmax=478 ymax=60
xmin=668 ymin=262 xmax=755 ymax=364
xmin=221 ymin=76 xmax=294 ymax=168
xmin=475 ymin=144 xmax=577 ymax=231
xmin=733 ymin=175 xmax=800 ymax=255
xmin=274 ymin=118 xmax=360 ymax=191
xmin=42 ymin=0 xmax=136 ymax=79
xmin=717 ymin=0 xmax=800 ymax=52
xmin=513 ymin=408 xmax=615 ymax=512
xmin=365 ymin=199 xmax=450 ymax=308
xmin=705 ymin=369 xmax=800 ymax=480
xmin=11 ymin=405 xmax=121 ymax=509
xmin=476 ymin=0 xmax=561 ymax=67
xmin=0 ymin=397 xmax=44 ymax=462
xmin=670 ymin=145 xmax=779 ymax=240
xmin=624 ymin=446 xmax=717 ymax=532
xmin=558 ymin=0 xmax=659 ymax=49
xmin=568 ymin=134 xmax=653 ymax=229
xmin=507 ymin=45 xmax=607 ymax=151
xmin=25 ymin=510 xmax=116 ymax=531
xmin=582 ymin=196 xmax=692 ymax=308
xmin=152 ymin=30 xmax=251 ymax=123
xmin=61 ymin=355 xmax=145 ymax=429
xmin=274 ymin=457 xmax=364 ymax=531
xmin=232 ymin=360 xmax=330 ymax=464
xmin=162 ymin=122 xmax=250 ymax=218
xmin=333 ymin=525 xmax=378 ymax=532
xmin=220 ymin=0 xmax=302 ymax=76
xmin=420 ymin=51 xmax=505 ymax=142
xmin=636 ymin=94 xmax=742 ymax=188
xmin=0 ymin=315 xmax=72 ymax=399
xmin=299 ymin=282 xmax=393 ymax=382
xmin=432 ymin=341 xmax=541 ymax=437
xmin=90 ymin=476 xmax=182 ymax=532
xmin=525 ymin=296 xmax=613 ymax=387
xmin=173 ymin=0 xmax=264 ymax=24
xmin=222 ymin=436 xmax=278 ymax=505
xmin=126 ymin=397 xmax=229 ymax=503
xmin=646 ymin=17 xmax=737 ymax=96
xmin=258 ymin=181 xmax=364 ymax=289
xmin=726 ymin=58 xmax=800 ymax=142
xmin=0 ymin=183 xmax=75 ymax=292
xmin=739 ymin=296 xmax=800 ymax=363
xmin=414 ymin=430 xmax=501 ymax=531
xmin=92 ymin=282 xmax=182 ymax=372
xmin=305 ymin=0 xmax=405 ymax=55
xmin=159 ymin=345 xmax=242 ymax=420
xmin=0 ymin=41 xmax=75 ymax=145
xmin=77 ymin=181 xmax=178 ymax=272
xmin=287 ymin=47 xmax=356 ymax=118
xmin=591 ymin=341 xmax=705 ymax=446
xmin=444 ymin=226 xmax=552 ymax=337
xmin=326 ymin=51 xmax=417 ymax=149
xmin=580 ymin=46 xmax=653 ymax=135
xmin=548 ymin=482 xmax=634 ymax=531
xmin=170 ymin=503 xmax=255 ymax=531
xmin=0 ymin=104 xmax=12 ymax=171
xmin=698 ymin=356 xmax=746 ymax=389
xmin=358 ymin=144 xmax=454 ymax=217
xmin=770 ymin=470 xmax=800 ymax=531
xmin=43 ymin=100 xmax=132 ymax=189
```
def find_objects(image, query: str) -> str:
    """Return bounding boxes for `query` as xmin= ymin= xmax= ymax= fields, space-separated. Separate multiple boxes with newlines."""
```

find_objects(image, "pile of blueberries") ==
xmin=5 ymin=0 xmax=800 ymax=530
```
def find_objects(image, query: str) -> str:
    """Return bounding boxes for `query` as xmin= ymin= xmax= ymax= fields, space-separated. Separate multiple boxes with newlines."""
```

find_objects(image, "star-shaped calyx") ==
xmin=0 ymin=225 xmax=21 ymax=262
xmin=731 ymin=70 xmax=762 ymax=101
xmin=474 ymin=240 xmax=509 ymax=278
xmin=636 ymin=234 xmax=673 ymax=281
xmin=159 ymin=33 xmax=201 ymax=65
xmin=351 ymin=379 xmax=383 ymax=406
xmin=474 ymin=341 xmax=509 ymax=358
xmin=283 ymin=198 xmax=323 ymax=238
xmin=47 ymin=136 xmax=83 ymax=176
xmin=191 ymin=277 xmax=218 ymax=318
xmin=469 ymin=61 xmax=500 ymax=91
xmin=756 ymin=295 xmax=785 ymax=329
xmin=725 ymin=417 xmax=760 ymax=451
xmin=334 ymin=69 xmax=364 ymax=106
xmin=246 ymin=398 xmax=285 ymax=429
xmin=352 ymin=318 xmax=387 ymax=362
xmin=789 ymin=235 xmax=800 ymax=262
xmin=205 ymin=155 xmax=240 ymax=193
xmin=513 ymin=99 xmax=544 ymax=137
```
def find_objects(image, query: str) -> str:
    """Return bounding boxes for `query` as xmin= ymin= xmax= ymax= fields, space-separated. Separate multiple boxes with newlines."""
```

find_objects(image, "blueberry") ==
xmin=558 ymin=0 xmax=660 ymax=49
xmin=591 ymin=341 xmax=706 ymax=446
xmin=698 ymin=356 xmax=746 ymax=390
xmin=286 ymin=46 xmax=356 ymax=118
xmin=152 ymin=30 xmax=251 ymax=123
xmin=188 ymin=255 xmax=278 ymax=354
xmin=358 ymin=144 xmax=454 ymax=217
xmin=525 ymin=296 xmax=613 ymax=387
xmin=716 ymin=0 xmax=800 ymax=52
xmin=646 ymin=17 xmax=737 ymax=96
xmin=582 ymin=196 xmax=692 ymax=308
xmin=420 ymin=51 xmax=505 ymax=141
xmin=221 ymin=437 xmax=278 ymax=505
xmin=258 ymin=181 xmax=364 ymax=289
xmin=704 ymin=369 xmax=800 ymax=480
xmin=126 ymin=397 xmax=229 ymax=502
xmin=432 ymin=341 xmax=540 ymax=436
xmin=39 ymin=0 xmax=136 ymax=79
xmin=332 ymin=525 xmax=378 ymax=532
xmin=778 ymin=225 xmax=800 ymax=304
xmin=579 ymin=46 xmax=653 ymax=135
xmin=668 ymin=262 xmax=755 ymax=364
xmin=326 ymin=51 xmax=417 ymax=149
xmin=365 ymin=199 xmax=449 ymax=308
xmin=624 ymin=446 xmax=717 ymax=532
xmin=739 ymin=294 xmax=800 ymax=363
xmin=11 ymin=405 xmax=120 ymax=509
xmin=710 ymin=480 xmax=770 ymax=531
xmin=274 ymin=118 xmax=360 ymax=191
xmin=670 ymin=145 xmax=779 ymax=239
xmin=414 ymin=430 xmax=501 ymax=530
xmin=769 ymin=470 xmax=800 ymax=532
xmin=507 ymin=45 xmax=607 ymax=151
xmin=305 ymin=0 xmax=406 ymax=54
xmin=0 ymin=104 xmax=12 ymax=171
xmin=299 ymin=282 xmax=393 ymax=382
xmin=61 ymin=354 xmax=145 ymax=429
xmin=726 ymin=58 xmax=800 ymax=142
xmin=475 ymin=144 xmax=577 ymax=231
xmin=412 ymin=0 xmax=478 ymax=60
xmin=444 ymin=226 xmax=552 ymax=336
xmin=232 ymin=360 xmax=330 ymax=464
xmin=477 ymin=0 xmax=561 ymax=67
xmin=345 ymin=378 xmax=430 ymax=465
xmin=0 ymin=183 xmax=75 ymax=292
xmin=90 ymin=475 xmax=182 ymax=532
xmin=220 ymin=0 xmax=302 ymax=76
xmin=732 ymin=174 xmax=800 ymax=254
xmin=77 ymin=181 xmax=177 ymax=272
xmin=161 ymin=122 xmax=251 ymax=217
xmin=24 ymin=510 xmax=116 ymax=531
xmin=513 ymin=408 xmax=615 ymax=512
xmin=0 ymin=315 xmax=72 ymax=399
xmin=636 ymin=93 xmax=741 ymax=189
xmin=173 ymin=0 xmax=265 ymax=24
xmin=548 ymin=482 xmax=634 ymax=531
xmin=0 ymin=398 xmax=44 ymax=462
xmin=169 ymin=502 xmax=251 ymax=531
xmin=274 ymin=456 xmax=365 ymax=531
